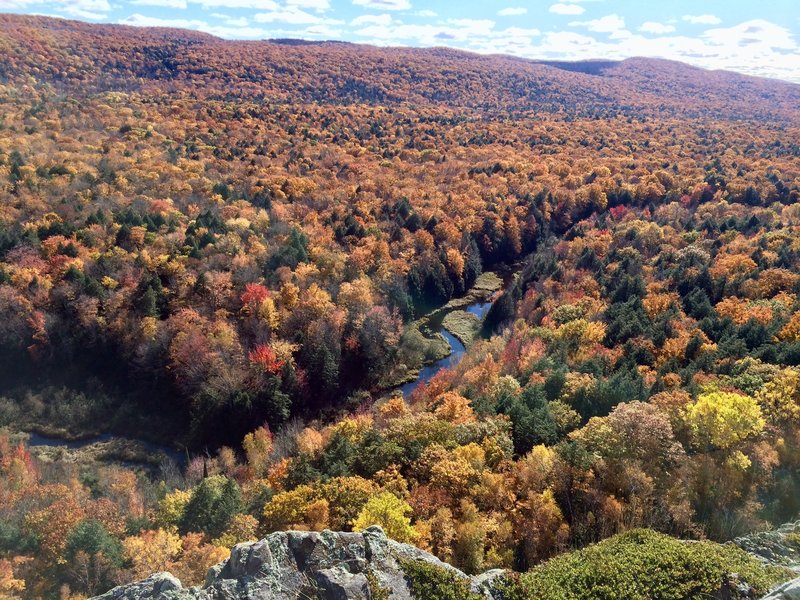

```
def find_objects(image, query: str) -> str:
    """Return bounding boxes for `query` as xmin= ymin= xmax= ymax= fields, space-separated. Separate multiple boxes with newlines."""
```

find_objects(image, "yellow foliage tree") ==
xmin=156 ymin=489 xmax=192 ymax=528
xmin=431 ymin=392 xmax=475 ymax=424
xmin=756 ymin=369 xmax=800 ymax=424
xmin=212 ymin=514 xmax=259 ymax=548
xmin=352 ymin=492 xmax=418 ymax=543
xmin=295 ymin=427 xmax=324 ymax=457
xmin=0 ymin=557 xmax=28 ymax=599
xmin=684 ymin=391 xmax=765 ymax=451
xmin=242 ymin=426 xmax=272 ymax=478
xmin=778 ymin=311 xmax=800 ymax=342
xmin=261 ymin=485 xmax=317 ymax=532
xmin=122 ymin=528 xmax=182 ymax=580
xmin=319 ymin=476 xmax=379 ymax=530
xmin=170 ymin=533 xmax=229 ymax=587
xmin=514 ymin=489 xmax=569 ymax=567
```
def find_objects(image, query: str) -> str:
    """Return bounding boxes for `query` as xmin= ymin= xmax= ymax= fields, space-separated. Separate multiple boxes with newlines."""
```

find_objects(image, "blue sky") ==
xmin=2 ymin=0 xmax=799 ymax=82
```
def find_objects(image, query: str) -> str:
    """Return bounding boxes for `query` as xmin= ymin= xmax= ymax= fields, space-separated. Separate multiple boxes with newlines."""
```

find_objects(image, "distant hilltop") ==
xmin=1 ymin=13 xmax=799 ymax=122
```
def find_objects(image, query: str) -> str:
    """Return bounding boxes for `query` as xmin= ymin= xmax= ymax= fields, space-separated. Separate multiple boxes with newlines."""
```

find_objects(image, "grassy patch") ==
xmin=442 ymin=272 xmax=503 ymax=311
xmin=503 ymin=529 xmax=791 ymax=600
xmin=472 ymin=271 xmax=504 ymax=294
xmin=443 ymin=310 xmax=481 ymax=346
xmin=17 ymin=433 xmax=180 ymax=470
xmin=377 ymin=327 xmax=451 ymax=389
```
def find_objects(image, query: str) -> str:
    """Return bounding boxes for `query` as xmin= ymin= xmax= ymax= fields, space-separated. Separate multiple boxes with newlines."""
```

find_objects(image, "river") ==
xmin=399 ymin=328 xmax=466 ymax=398
xmin=25 ymin=268 xmax=516 ymax=464
xmin=398 ymin=279 xmax=506 ymax=398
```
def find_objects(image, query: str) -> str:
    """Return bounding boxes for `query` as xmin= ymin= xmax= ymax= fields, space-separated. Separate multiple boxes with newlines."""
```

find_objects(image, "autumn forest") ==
xmin=1 ymin=13 xmax=800 ymax=599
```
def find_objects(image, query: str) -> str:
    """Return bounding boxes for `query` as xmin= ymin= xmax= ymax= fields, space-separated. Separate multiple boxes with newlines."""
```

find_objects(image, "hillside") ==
xmin=2 ymin=13 xmax=800 ymax=600
xmin=1 ymin=14 xmax=799 ymax=122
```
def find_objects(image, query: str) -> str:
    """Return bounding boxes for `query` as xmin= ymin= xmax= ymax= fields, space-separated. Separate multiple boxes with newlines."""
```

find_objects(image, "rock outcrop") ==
xmin=734 ymin=521 xmax=800 ymax=600
xmin=93 ymin=526 xmax=506 ymax=600
xmin=735 ymin=521 xmax=800 ymax=573
xmin=97 ymin=521 xmax=800 ymax=600
xmin=762 ymin=579 xmax=800 ymax=600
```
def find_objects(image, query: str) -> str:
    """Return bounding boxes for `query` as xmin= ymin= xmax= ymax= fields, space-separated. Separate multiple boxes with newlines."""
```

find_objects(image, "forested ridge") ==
xmin=1 ymin=13 xmax=800 ymax=599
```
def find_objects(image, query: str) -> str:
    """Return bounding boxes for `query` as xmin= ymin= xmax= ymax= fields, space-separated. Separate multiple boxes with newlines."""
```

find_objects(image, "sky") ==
xmin=2 ymin=0 xmax=800 ymax=83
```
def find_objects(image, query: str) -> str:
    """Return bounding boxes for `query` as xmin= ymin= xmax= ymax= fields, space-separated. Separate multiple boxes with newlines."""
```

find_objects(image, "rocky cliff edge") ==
xmin=92 ymin=526 xmax=505 ymax=600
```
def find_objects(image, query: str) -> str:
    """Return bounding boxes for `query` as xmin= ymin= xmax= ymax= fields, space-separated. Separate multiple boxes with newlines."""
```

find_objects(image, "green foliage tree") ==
xmin=179 ymin=475 xmax=244 ymax=538
xmin=64 ymin=519 xmax=124 ymax=596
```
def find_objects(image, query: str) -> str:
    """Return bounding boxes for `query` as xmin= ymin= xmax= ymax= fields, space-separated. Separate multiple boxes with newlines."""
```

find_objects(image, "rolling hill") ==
xmin=1 ymin=14 xmax=799 ymax=122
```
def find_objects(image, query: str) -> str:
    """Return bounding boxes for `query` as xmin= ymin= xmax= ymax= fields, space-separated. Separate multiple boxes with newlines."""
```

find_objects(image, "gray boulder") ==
xmin=92 ymin=527 xmax=508 ymax=600
xmin=95 ymin=572 xmax=190 ymax=600
xmin=761 ymin=577 xmax=800 ymax=600
xmin=734 ymin=521 xmax=800 ymax=572
xmin=733 ymin=520 xmax=800 ymax=599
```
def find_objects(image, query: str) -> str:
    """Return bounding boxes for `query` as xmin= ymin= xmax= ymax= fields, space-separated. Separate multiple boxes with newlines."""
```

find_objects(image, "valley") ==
xmin=0 ymin=12 xmax=799 ymax=600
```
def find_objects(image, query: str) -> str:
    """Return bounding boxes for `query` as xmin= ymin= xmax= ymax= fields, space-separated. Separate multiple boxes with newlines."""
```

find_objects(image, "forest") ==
xmin=1 ymin=13 xmax=800 ymax=599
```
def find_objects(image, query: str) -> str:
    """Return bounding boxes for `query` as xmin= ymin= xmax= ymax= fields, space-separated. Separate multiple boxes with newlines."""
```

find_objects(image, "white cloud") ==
xmin=352 ymin=0 xmax=410 ymax=10
xmin=30 ymin=0 xmax=110 ymax=19
xmin=549 ymin=4 xmax=585 ymax=16
xmin=119 ymin=12 xmax=266 ymax=37
xmin=252 ymin=22 xmax=343 ymax=37
xmin=504 ymin=26 xmax=541 ymax=37
xmin=351 ymin=13 xmax=392 ymax=26
xmin=253 ymin=6 xmax=342 ymax=25
xmin=703 ymin=19 xmax=796 ymax=50
xmin=120 ymin=13 xmax=206 ymax=27
xmin=131 ymin=0 xmax=188 ymax=8
xmin=498 ymin=7 xmax=527 ymax=17
xmin=119 ymin=11 xmax=344 ymax=38
xmin=286 ymin=0 xmax=330 ymax=11
xmin=0 ymin=0 xmax=111 ymax=15
xmin=569 ymin=14 xmax=625 ymax=33
xmin=639 ymin=21 xmax=675 ymax=35
xmin=508 ymin=18 xmax=798 ymax=83
xmin=352 ymin=17 xmax=539 ymax=52
xmin=683 ymin=14 xmax=722 ymax=25
xmin=448 ymin=18 xmax=496 ymax=31
xmin=221 ymin=15 xmax=249 ymax=26
xmin=283 ymin=23 xmax=342 ymax=37
xmin=131 ymin=0 xmax=289 ymax=7
xmin=195 ymin=0 xmax=279 ymax=9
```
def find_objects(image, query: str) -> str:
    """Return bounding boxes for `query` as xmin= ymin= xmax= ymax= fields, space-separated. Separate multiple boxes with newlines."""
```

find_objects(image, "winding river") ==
xmin=398 ymin=275 xmax=509 ymax=398
xmin=400 ymin=328 xmax=466 ymax=398
xmin=25 ymin=268 xmax=517 ymax=465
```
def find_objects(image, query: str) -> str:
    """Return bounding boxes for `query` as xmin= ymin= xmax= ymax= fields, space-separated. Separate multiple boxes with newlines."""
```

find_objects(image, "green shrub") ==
xmin=400 ymin=558 xmax=482 ymax=600
xmin=505 ymin=529 xmax=790 ymax=600
xmin=366 ymin=569 xmax=390 ymax=600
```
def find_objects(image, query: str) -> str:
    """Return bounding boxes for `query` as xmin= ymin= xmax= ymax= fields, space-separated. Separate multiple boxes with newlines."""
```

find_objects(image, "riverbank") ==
xmin=375 ymin=271 xmax=506 ymax=397
xmin=4 ymin=428 xmax=186 ymax=471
